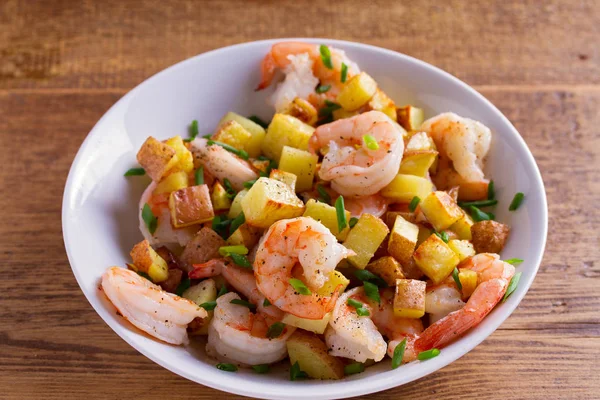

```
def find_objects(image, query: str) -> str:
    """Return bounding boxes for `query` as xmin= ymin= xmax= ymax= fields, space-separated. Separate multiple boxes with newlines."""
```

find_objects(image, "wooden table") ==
xmin=1 ymin=1 xmax=599 ymax=399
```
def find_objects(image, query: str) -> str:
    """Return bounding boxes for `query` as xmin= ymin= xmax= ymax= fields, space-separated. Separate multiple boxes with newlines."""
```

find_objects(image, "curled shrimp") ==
xmin=207 ymin=292 xmax=295 ymax=366
xmin=343 ymin=193 xmax=389 ymax=218
xmin=101 ymin=267 xmax=206 ymax=345
xmin=425 ymin=282 xmax=465 ymax=324
xmin=254 ymin=217 xmax=355 ymax=320
xmin=308 ymin=111 xmax=405 ymax=197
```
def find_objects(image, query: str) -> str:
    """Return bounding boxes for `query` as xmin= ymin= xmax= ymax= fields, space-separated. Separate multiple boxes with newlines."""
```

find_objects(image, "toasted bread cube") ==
xmin=448 ymin=239 xmax=476 ymax=262
xmin=212 ymin=120 xmax=252 ymax=151
xmin=450 ymin=213 xmax=474 ymax=240
xmin=419 ymin=191 xmax=464 ymax=231
xmin=154 ymin=170 xmax=189 ymax=195
xmin=367 ymin=89 xmax=397 ymax=121
xmin=136 ymin=136 xmax=178 ymax=181
xmin=366 ymin=256 xmax=405 ymax=286
xmin=164 ymin=136 xmax=194 ymax=174
xmin=343 ymin=213 xmax=390 ymax=269
xmin=278 ymin=146 xmax=319 ymax=192
xmin=387 ymin=215 xmax=419 ymax=265
xmin=336 ymin=72 xmax=378 ymax=111
xmin=183 ymin=279 xmax=217 ymax=335
xmin=397 ymin=105 xmax=424 ymax=131
xmin=281 ymin=97 xmax=318 ymax=126
xmin=269 ymin=168 xmax=297 ymax=192
xmin=241 ymin=177 xmax=305 ymax=228
xmin=413 ymin=234 xmax=460 ymax=284
xmin=226 ymin=223 xmax=262 ymax=248
xmin=130 ymin=239 xmax=169 ymax=282
xmin=316 ymin=270 xmax=350 ymax=297
xmin=471 ymin=220 xmax=510 ymax=253
xmin=180 ymin=227 xmax=225 ymax=271
xmin=399 ymin=150 xmax=438 ymax=177
xmin=381 ymin=174 xmax=434 ymax=203
xmin=282 ymin=312 xmax=331 ymax=334
xmin=168 ymin=185 xmax=214 ymax=228
xmin=211 ymin=181 xmax=232 ymax=211
xmin=227 ymin=189 xmax=248 ymax=219
xmin=458 ymin=269 xmax=478 ymax=300
xmin=287 ymin=330 xmax=344 ymax=380
xmin=261 ymin=114 xmax=315 ymax=161
xmin=303 ymin=199 xmax=351 ymax=240
xmin=218 ymin=112 xmax=266 ymax=158
xmin=394 ymin=279 xmax=426 ymax=318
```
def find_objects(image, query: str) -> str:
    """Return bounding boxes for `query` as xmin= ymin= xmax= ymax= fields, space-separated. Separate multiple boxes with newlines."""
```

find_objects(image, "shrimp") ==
xmin=101 ymin=267 xmax=206 ymax=345
xmin=425 ymin=282 xmax=465 ymax=324
xmin=254 ymin=217 xmax=355 ymax=320
xmin=308 ymin=111 xmax=405 ymax=197
xmin=206 ymin=292 xmax=295 ymax=366
xmin=344 ymin=193 xmax=389 ymax=218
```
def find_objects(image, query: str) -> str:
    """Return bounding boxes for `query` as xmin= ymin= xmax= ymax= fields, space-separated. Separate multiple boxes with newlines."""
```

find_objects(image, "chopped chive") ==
xmin=289 ymin=278 xmax=311 ymax=295
xmin=207 ymin=139 xmax=249 ymax=160
xmin=223 ymin=178 xmax=236 ymax=199
xmin=217 ymin=285 xmax=228 ymax=297
xmin=504 ymin=258 xmax=524 ymax=265
xmin=451 ymin=268 xmax=462 ymax=291
xmin=344 ymin=362 xmax=364 ymax=375
xmin=319 ymin=44 xmax=333 ymax=69
xmin=363 ymin=281 xmax=380 ymax=304
xmin=137 ymin=271 xmax=153 ymax=281
xmin=356 ymin=307 xmax=370 ymax=317
xmin=316 ymin=184 xmax=331 ymax=204
xmin=335 ymin=196 xmax=347 ymax=231
xmin=219 ymin=245 xmax=248 ymax=257
xmin=202 ymin=133 xmax=212 ymax=139
xmin=391 ymin=338 xmax=407 ymax=369
xmin=353 ymin=269 xmax=388 ymax=288
xmin=252 ymin=364 xmax=270 ymax=374
xmin=124 ymin=167 xmax=145 ymax=176
xmin=458 ymin=199 xmax=498 ymax=208
xmin=509 ymin=192 xmax=525 ymax=211
xmin=318 ymin=100 xmax=342 ymax=117
xmin=487 ymin=180 xmax=495 ymax=200
xmin=290 ymin=361 xmax=308 ymax=381
xmin=349 ymin=217 xmax=359 ymax=228
xmin=362 ymin=134 xmax=379 ymax=150
xmin=195 ymin=167 xmax=204 ymax=185
xmin=200 ymin=301 xmax=217 ymax=311
xmin=229 ymin=253 xmax=253 ymax=269
xmin=175 ymin=277 xmax=191 ymax=296
xmin=141 ymin=203 xmax=158 ymax=234
xmin=347 ymin=298 xmax=364 ymax=309
xmin=469 ymin=205 xmax=492 ymax=222
xmin=316 ymin=84 xmax=331 ymax=94
xmin=248 ymin=115 xmax=269 ymax=129
xmin=347 ymin=298 xmax=370 ymax=316
xmin=502 ymin=271 xmax=522 ymax=302
xmin=417 ymin=348 xmax=440 ymax=360
xmin=267 ymin=322 xmax=285 ymax=338
xmin=341 ymin=62 xmax=348 ymax=83
xmin=212 ymin=214 xmax=231 ymax=239
xmin=216 ymin=363 xmax=238 ymax=372
xmin=434 ymin=231 xmax=449 ymax=243
xmin=409 ymin=196 xmax=421 ymax=212
xmin=229 ymin=212 xmax=245 ymax=234
xmin=243 ymin=179 xmax=257 ymax=189
xmin=189 ymin=119 xmax=199 ymax=140
xmin=263 ymin=298 xmax=271 ymax=307
xmin=230 ymin=298 xmax=256 ymax=310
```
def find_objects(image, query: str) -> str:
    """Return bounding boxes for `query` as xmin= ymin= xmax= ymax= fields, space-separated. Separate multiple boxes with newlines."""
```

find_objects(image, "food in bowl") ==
xmin=103 ymin=41 xmax=525 ymax=380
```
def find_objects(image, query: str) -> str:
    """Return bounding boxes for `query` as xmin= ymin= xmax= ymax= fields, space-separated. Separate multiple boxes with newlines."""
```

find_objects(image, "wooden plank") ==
xmin=1 ymin=0 xmax=599 ymax=90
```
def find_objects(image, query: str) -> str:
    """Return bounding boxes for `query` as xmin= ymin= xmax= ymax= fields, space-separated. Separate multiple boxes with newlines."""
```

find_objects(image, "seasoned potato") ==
xmin=381 ymin=174 xmax=433 ymax=203
xmin=471 ymin=220 xmax=510 ymax=253
xmin=457 ymin=180 xmax=489 ymax=201
xmin=336 ymin=72 xmax=378 ymax=111
xmin=385 ymin=211 xmax=416 ymax=229
xmin=278 ymin=146 xmax=319 ymax=192
xmin=211 ymin=181 xmax=232 ymax=211
xmin=226 ymin=223 xmax=262 ymax=248
xmin=394 ymin=279 xmax=426 ymax=318
xmin=458 ymin=268 xmax=478 ymax=300
xmin=413 ymin=234 xmax=460 ymax=284
xmin=447 ymin=239 xmax=476 ymax=262
xmin=343 ymin=213 xmax=390 ymax=269
xmin=130 ymin=239 xmax=169 ymax=282
xmin=399 ymin=150 xmax=438 ymax=177
xmin=282 ymin=312 xmax=331 ymax=334
xmin=366 ymin=89 xmax=397 ymax=121
xmin=169 ymin=184 xmax=214 ymax=228
xmin=212 ymin=120 xmax=252 ymax=151
xmin=387 ymin=215 xmax=419 ymax=266
xmin=416 ymin=224 xmax=432 ymax=246
xmin=281 ymin=97 xmax=318 ymax=126
xmin=250 ymin=159 xmax=271 ymax=174
xmin=287 ymin=330 xmax=345 ymax=380
xmin=261 ymin=114 xmax=315 ymax=161
xmin=180 ymin=227 xmax=226 ymax=271
xmin=227 ymin=189 xmax=248 ymax=219
xmin=154 ymin=170 xmax=188 ymax=195
xmin=164 ymin=136 xmax=194 ymax=174
xmin=218 ymin=112 xmax=266 ymax=158
xmin=183 ymin=279 xmax=217 ymax=335
xmin=269 ymin=168 xmax=297 ymax=192
xmin=241 ymin=177 xmax=305 ymax=228
xmin=450 ymin=213 xmax=474 ymax=240
xmin=397 ymin=105 xmax=424 ymax=131
xmin=136 ymin=136 xmax=178 ymax=181
xmin=316 ymin=270 xmax=350 ymax=297
xmin=399 ymin=257 xmax=425 ymax=280
xmin=303 ymin=199 xmax=351 ymax=241
xmin=419 ymin=191 xmax=464 ymax=231
xmin=366 ymin=256 xmax=405 ymax=286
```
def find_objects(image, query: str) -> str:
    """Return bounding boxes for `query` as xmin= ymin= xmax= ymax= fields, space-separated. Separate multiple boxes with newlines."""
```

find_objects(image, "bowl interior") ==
xmin=63 ymin=38 xmax=547 ymax=399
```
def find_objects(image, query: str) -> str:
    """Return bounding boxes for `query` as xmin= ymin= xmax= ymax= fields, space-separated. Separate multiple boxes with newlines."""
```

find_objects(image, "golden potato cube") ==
xmin=399 ymin=257 xmax=425 ymax=280
xmin=250 ymin=159 xmax=270 ymax=174
xmin=413 ymin=234 xmax=460 ymax=284
xmin=381 ymin=174 xmax=433 ymax=202
xmin=367 ymin=89 xmax=397 ymax=121
xmin=183 ymin=279 xmax=217 ymax=335
xmin=387 ymin=215 xmax=419 ymax=265
xmin=471 ymin=220 xmax=511 ymax=254
xmin=457 ymin=180 xmax=489 ymax=201
xmin=397 ymin=105 xmax=424 ymax=131
xmin=385 ymin=211 xmax=416 ymax=229
xmin=130 ymin=239 xmax=169 ymax=282
xmin=406 ymin=131 xmax=437 ymax=152
xmin=241 ymin=177 xmax=305 ymax=228
xmin=269 ymin=168 xmax=297 ymax=192
xmin=281 ymin=97 xmax=318 ymax=126
xmin=399 ymin=150 xmax=438 ymax=177
xmin=447 ymin=239 xmax=476 ymax=262
xmin=218 ymin=112 xmax=266 ymax=158
xmin=136 ymin=136 xmax=177 ymax=181
xmin=343 ymin=213 xmax=390 ymax=269
xmin=168 ymin=184 xmax=214 ymax=228
xmin=212 ymin=120 xmax=252 ymax=151
xmin=226 ymin=223 xmax=262 ymax=248
xmin=336 ymin=72 xmax=378 ymax=111
xmin=458 ymin=269 xmax=478 ymax=300
xmin=450 ymin=213 xmax=474 ymax=240
xmin=227 ymin=189 xmax=248 ymax=219
xmin=261 ymin=114 xmax=315 ymax=161
xmin=303 ymin=199 xmax=351 ymax=241
xmin=332 ymin=108 xmax=359 ymax=121
xmin=316 ymin=270 xmax=351 ymax=297
xmin=287 ymin=330 xmax=344 ymax=380
xmin=366 ymin=256 xmax=405 ymax=286
xmin=278 ymin=146 xmax=319 ymax=192
xmin=164 ymin=136 xmax=194 ymax=174
xmin=394 ymin=279 xmax=426 ymax=318
xmin=282 ymin=312 xmax=331 ymax=334
xmin=419 ymin=191 xmax=464 ymax=231
xmin=211 ymin=181 xmax=232 ymax=211
xmin=154 ymin=170 xmax=189 ymax=195
xmin=416 ymin=225 xmax=432 ymax=246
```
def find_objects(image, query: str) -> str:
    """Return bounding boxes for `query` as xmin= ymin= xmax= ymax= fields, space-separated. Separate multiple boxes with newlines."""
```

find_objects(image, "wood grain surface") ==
xmin=1 ymin=1 xmax=599 ymax=399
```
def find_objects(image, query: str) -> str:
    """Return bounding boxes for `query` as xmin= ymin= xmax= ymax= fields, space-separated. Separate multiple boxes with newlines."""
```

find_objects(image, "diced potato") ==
xmin=261 ymin=114 xmax=315 ymax=161
xmin=366 ymin=256 xmax=405 ymax=286
xmin=218 ymin=112 xmax=266 ymax=158
xmin=457 ymin=180 xmax=489 ymax=201
xmin=471 ymin=220 xmax=511 ymax=253
xmin=287 ymin=330 xmax=344 ymax=380
xmin=130 ymin=239 xmax=169 ymax=282
xmin=399 ymin=150 xmax=438 ymax=177
xmin=343 ymin=213 xmax=390 ymax=269
xmin=250 ymin=159 xmax=271 ymax=174
xmin=399 ymin=257 xmax=425 ymax=280
xmin=336 ymin=72 xmax=378 ymax=111
xmin=332 ymin=108 xmax=359 ymax=121
xmin=136 ymin=136 xmax=178 ymax=181
xmin=269 ymin=169 xmax=297 ymax=192
xmin=419 ymin=191 xmax=464 ymax=231
xmin=367 ymin=89 xmax=397 ymax=121
xmin=278 ymin=146 xmax=319 ymax=192
xmin=406 ymin=131 xmax=437 ymax=152
xmin=164 ymin=136 xmax=194 ymax=174
xmin=303 ymin=199 xmax=351 ymax=241
xmin=281 ymin=97 xmax=318 ymax=126
xmin=458 ymin=269 xmax=478 ymax=300
xmin=226 ymin=223 xmax=262 ymax=248
xmin=282 ymin=313 xmax=331 ymax=334
xmin=183 ymin=279 xmax=217 ymax=335
xmin=169 ymin=184 xmax=214 ymax=228
xmin=381 ymin=174 xmax=434 ymax=203
xmin=211 ymin=181 xmax=232 ymax=211
xmin=450 ymin=213 xmax=474 ymax=240
xmin=413 ymin=234 xmax=460 ymax=284
xmin=448 ymin=239 xmax=476 ymax=262
xmin=397 ymin=105 xmax=424 ymax=131
xmin=180 ymin=227 xmax=225 ymax=271
xmin=316 ymin=270 xmax=350 ymax=297
xmin=387 ymin=215 xmax=419 ymax=265
xmin=394 ymin=279 xmax=426 ymax=318
xmin=154 ymin=170 xmax=189 ymax=195
xmin=416 ymin=225 xmax=432 ymax=246
xmin=227 ymin=189 xmax=248 ymax=219
xmin=241 ymin=177 xmax=305 ymax=228
xmin=212 ymin=120 xmax=252 ymax=151
xmin=385 ymin=211 xmax=416 ymax=229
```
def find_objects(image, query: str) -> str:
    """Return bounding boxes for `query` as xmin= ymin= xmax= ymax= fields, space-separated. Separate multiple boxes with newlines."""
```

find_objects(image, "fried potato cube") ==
xmin=130 ymin=239 xmax=169 ymax=282
xmin=471 ymin=220 xmax=510 ymax=253
xmin=180 ymin=227 xmax=226 ymax=271
xmin=168 ymin=185 xmax=214 ymax=228
xmin=212 ymin=120 xmax=252 ymax=151
xmin=397 ymin=105 xmax=425 ymax=131
xmin=367 ymin=89 xmax=397 ymax=121
xmin=399 ymin=150 xmax=438 ymax=177
xmin=287 ymin=330 xmax=344 ymax=380
xmin=154 ymin=170 xmax=189 ymax=195
xmin=241 ymin=177 xmax=305 ymax=228
xmin=227 ymin=189 xmax=248 ymax=219
xmin=218 ymin=112 xmax=266 ymax=158
xmin=450 ymin=213 xmax=474 ymax=240
xmin=278 ymin=146 xmax=319 ymax=192
xmin=336 ymin=72 xmax=378 ymax=111
xmin=458 ymin=269 xmax=478 ymax=300
xmin=447 ymin=239 xmax=476 ymax=262
xmin=281 ymin=97 xmax=318 ymax=126
xmin=399 ymin=257 xmax=425 ymax=280
xmin=136 ymin=136 xmax=178 ymax=181
xmin=413 ymin=234 xmax=460 ymax=284
xmin=387 ymin=215 xmax=419 ymax=265
xmin=164 ymin=136 xmax=194 ymax=174
xmin=458 ymin=180 xmax=489 ymax=201
xmin=261 ymin=114 xmax=315 ymax=161
xmin=366 ymin=256 xmax=405 ymax=286
xmin=211 ymin=181 xmax=232 ymax=211
xmin=343 ymin=213 xmax=390 ymax=269
xmin=419 ymin=191 xmax=464 ymax=231
xmin=381 ymin=174 xmax=434 ymax=203
xmin=250 ymin=159 xmax=271 ymax=174
xmin=282 ymin=312 xmax=331 ymax=334
xmin=226 ymin=223 xmax=262 ymax=248
xmin=183 ymin=279 xmax=217 ymax=335
xmin=269 ymin=168 xmax=297 ymax=192
xmin=417 ymin=225 xmax=432 ymax=246
xmin=393 ymin=279 xmax=426 ymax=318
xmin=316 ymin=270 xmax=350 ymax=297
xmin=384 ymin=211 xmax=416 ymax=229
xmin=303 ymin=199 xmax=351 ymax=241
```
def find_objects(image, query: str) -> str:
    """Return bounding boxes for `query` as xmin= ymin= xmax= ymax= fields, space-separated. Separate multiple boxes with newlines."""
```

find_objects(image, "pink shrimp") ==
xmin=343 ymin=193 xmax=389 ymax=218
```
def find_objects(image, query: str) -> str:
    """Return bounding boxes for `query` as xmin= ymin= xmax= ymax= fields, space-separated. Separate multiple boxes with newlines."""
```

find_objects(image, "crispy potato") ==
xmin=241 ymin=177 xmax=305 ymax=228
xmin=158 ymin=268 xmax=183 ymax=293
xmin=169 ymin=184 xmax=214 ymax=228
xmin=227 ymin=189 xmax=248 ymax=219
xmin=458 ymin=180 xmax=489 ymax=201
xmin=183 ymin=279 xmax=217 ymax=335
xmin=130 ymin=239 xmax=169 ymax=282
xmin=343 ymin=213 xmax=390 ymax=269
xmin=180 ymin=227 xmax=225 ymax=272
xmin=282 ymin=313 xmax=331 ymax=334
xmin=261 ymin=114 xmax=314 ymax=161
xmin=212 ymin=120 xmax=252 ymax=151
xmin=450 ymin=213 xmax=474 ymax=240
xmin=278 ymin=146 xmax=319 ymax=192
xmin=471 ymin=220 xmax=510 ymax=253
xmin=399 ymin=257 xmax=425 ymax=280
xmin=218 ymin=112 xmax=266 ymax=158
xmin=387 ymin=215 xmax=419 ymax=266
xmin=336 ymin=72 xmax=378 ymax=111
xmin=303 ymin=199 xmax=351 ymax=241
xmin=164 ymin=136 xmax=194 ymax=174
xmin=419 ymin=191 xmax=464 ymax=231
xmin=366 ymin=89 xmax=397 ymax=121
xmin=366 ymin=256 xmax=405 ymax=286
xmin=397 ymin=105 xmax=424 ymax=131
xmin=413 ymin=234 xmax=460 ymax=284
xmin=154 ymin=171 xmax=189 ymax=195
xmin=394 ymin=279 xmax=426 ymax=318
xmin=211 ymin=181 xmax=232 ymax=211
xmin=384 ymin=211 xmax=416 ymax=229
xmin=399 ymin=150 xmax=438 ymax=177
xmin=226 ymin=223 xmax=262 ymax=248
xmin=316 ymin=270 xmax=350 ymax=297
xmin=136 ymin=136 xmax=178 ymax=181
xmin=281 ymin=97 xmax=318 ymax=126
xmin=416 ymin=224 xmax=433 ymax=246
xmin=287 ymin=330 xmax=345 ymax=380
xmin=447 ymin=239 xmax=476 ymax=262
xmin=381 ymin=174 xmax=434 ymax=203
xmin=250 ymin=159 xmax=271 ymax=174
xmin=269 ymin=168 xmax=297 ymax=192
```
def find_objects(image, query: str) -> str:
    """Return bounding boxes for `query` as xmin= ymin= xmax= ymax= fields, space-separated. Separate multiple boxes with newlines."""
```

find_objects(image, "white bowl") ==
xmin=62 ymin=38 xmax=548 ymax=399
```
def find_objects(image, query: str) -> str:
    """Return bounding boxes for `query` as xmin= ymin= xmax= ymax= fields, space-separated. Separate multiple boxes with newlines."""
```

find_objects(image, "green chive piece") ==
xmin=252 ymin=364 xmax=270 ymax=374
xmin=356 ymin=307 xmax=370 ymax=317
xmin=207 ymin=139 xmax=249 ymax=160
xmin=344 ymin=362 xmax=364 ymax=375
xmin=316 ymin=84 xmax=331 ymax=94
xmin=195 ymin=167 xmax=204 ymax=185
xmin=349 ymin=217 xmax=359 ymax=228
xmin=223 ymin=178 xmax=236 ymax=199
xmin=451 ymin=268 xmax=462 ymax=291
xmin=353 ymin=269 xmax=388 ymax=288
xmin=347 ymin=298 xmax=370 ymax=316
xmin=341 ymin=62 xmax=348 ymax=83
xmin=175 ymin=277 xmax=191 ymax=296
xmin=335 ymin=196 xmax=348 ymax=231
xmin=409 ymin=196 xmax=421 ymax=212
xmin=229 ymin=212 xmax=245 ymax=235
xmin=124 ymin=167 xmax=145 ymax=176
xmin=217 ymin=285 xmax=228 ymax=298
xmin=417 ymin=348 xmax=440 ymax=360
xmin=290 ymin=361 xmax=308 ymax=381
xmin=317 ymin=185 xmax=331 ymax=204
xmin=267 ymin=322 xmax=285 ymax=338
xmin=502 ymin=272 xmax=522 ymax=302
xmin=434 ymin=231 xmax=449 ymax=243
xmin=229 ymin=253 xmax=253 ymax=269
xmin=263 ymin=298 xmax=271 ymax=307
xmin=363 ymin=134 xmax=379 ymax=150
xmin=230 ymin=298 xmax=256 ymax=310
xmin=391 ymin=338 xmax=407 ymax=369
xmin=248 ymin=115 xmax=269 ymax=129
xmin=364 ymin=281 xmax=380 ymax=304
xmin=469 ymin=205 xmax=492 ymax=222
xmin=318 ymin=100 xmax=342 ymax=117
xmin=202 ymin=133 xmax=212 ymax=139
xmin=141 ymin=203 xmax=158 ymax=234
xmin=289 ymin=278 xmax=311 ymax=295
xmin=509 ymin=192 xmax=525 ymax=211
xmin=458 ymin=199 xmax=498 ymax=208
xmin=200 ymin=301 xmax=217 ymax=311
xmin=189 ymin=119 xmax=199 ymax=140
xmin=243 ymin=179 xmax=257 ymax=189
xmin=504 ymin=258 xmax=524 ymax=265
xmin=216 ymin=363 xmax=238 ymax=372
xmin=212 ymin=214 xmax=231 ymax=239
xmin=319 ymin=44 xmax=333 ymax=69
xmin=219 ymin=245 xmax=249 ymax=257
xmin=137 ymin=271 xmax=153 ymax=281
xmin=487 ymin=180 xmax=495 ymax=200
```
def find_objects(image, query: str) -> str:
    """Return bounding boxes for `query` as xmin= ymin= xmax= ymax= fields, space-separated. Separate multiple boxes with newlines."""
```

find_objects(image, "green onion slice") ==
xmin=137 ymin=271 xmax=153 ymax=281
xmin=200 ymin=301 xmax=217 ymax=311
xmin=391 ymin=338 xmax=407 ymax=369
xmin=230 ymin=298 xmax=256 ymax=310
xmin=504 ymin=258 xmax=524 ymax=265
xmin=487 ymin=180 xmax=495 ymax=200
xmin=363 ymin=281 xmax=381 ymax=304
xmin=216 ymin=363 xmax=238 ymax=372
xmin=451 ymin=268 xmax=462 ymax=291
xmin=243 ymin=179 xmax=257 ymax=189
xmin=212 ymin=214 xmax=231 ymax=239
xmin=290 ymin=361 xmax=308 ymax=381
xmin=316 ymin=84 xmax=331 ymax=94
xmin=458 ymin=199 xmax=498 ymax=208
xmin=316 ymin=185 xmax=331 ymax=204
xmin=434 ymin=231 xmax=449 ymax=243
xmin=124 ymin=167 xmax=145 ymax=176
xmin=263 ymin=298 xmax=271 ymax=307
xmin=141 ymin=203 xmax=158 ymax=234
xmin=502 ymin=271 xmax=522 ymax=302
xmin=229 ymin=253 xmax=253 ymax=270
xmin=289 ymin=278 xmax=311 ymax=295
xmin=335 ymin=196 xmax=348 ymax=231
xmin=347 ymin=298 xmax=370 ymax=316
xmin=267 ymin=322 xmax=285 ymax=338
xmin=341 ymin=62 xmax=348 ymax=83
xmin=175 ymin=277 xmax=191 ymax=296
xmin=344 ymin=362 xmax=364 ymax=375
xmin=219 ymin=245 xmax=248 ymax=257
xmin=509 ymin=192 xmax=525 ymax=211
xmin=217 ymin=285 xmax=228 ymax=298
xmin=354 ymin=269 xmax=387 ymax=288
xmin=195 ymin=167 xmax=204 ymax=185
xmin=469 ymin=205 xmax=492 ymax=222
xmin=189 ymin=119 xmax=199 ymax=140
xmin=228 ymin=212 xmax=245 ymax=235
xmin=363 ymin=134 xmax=379 ymax=150
xmin=248 ymin=115 xmax=269 ymax=129
xmin=349 ymin=217 xmax=359 ymax=228
xmin=318 ymin=100 xmax=342 ymax=117
xmin=356 ymin=307 xmax=370 ymax=317
xmin=207 ymin=139 xmax=249 ymax=160
xmin=252 ymin=364 xmax=270 ymax=374
xmin=417 ymin=348 xmax=440 ymax=360
xmin=409 ymin=196 xmax=420 ymax=212
xmin=319 ymin=44 xmax=333 ymax=69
